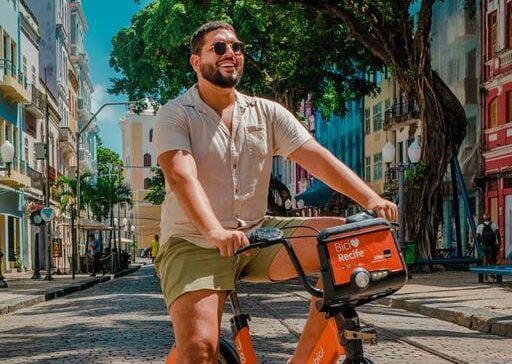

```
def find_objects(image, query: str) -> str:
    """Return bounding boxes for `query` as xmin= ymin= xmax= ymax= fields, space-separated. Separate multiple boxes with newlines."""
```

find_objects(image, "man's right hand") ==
xmin=207 ymin=228 xmax=250 ymax=257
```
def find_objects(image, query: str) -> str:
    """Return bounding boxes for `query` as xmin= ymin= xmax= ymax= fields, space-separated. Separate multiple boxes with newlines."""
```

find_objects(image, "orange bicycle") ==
xmin=167 ymin=211 xmax=408 ymax=364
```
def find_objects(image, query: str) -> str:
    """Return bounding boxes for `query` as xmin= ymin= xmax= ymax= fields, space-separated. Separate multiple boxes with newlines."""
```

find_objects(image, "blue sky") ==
xmin=83 ymin=0 xmax=151 ymax=154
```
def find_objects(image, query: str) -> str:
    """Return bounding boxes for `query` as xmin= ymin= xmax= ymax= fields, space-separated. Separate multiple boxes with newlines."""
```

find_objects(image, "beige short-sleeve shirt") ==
xmin=153 ymin=85 xmax=312 ymax=248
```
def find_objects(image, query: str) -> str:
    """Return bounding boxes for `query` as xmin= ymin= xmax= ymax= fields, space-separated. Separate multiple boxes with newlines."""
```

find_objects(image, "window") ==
xmin=508 ymin=92 xmax=512 ymax=122
xmin=149 ymin=129 xmax=153 ymax=143
xmin=364 ymin=108 xmax=371 ymax=135
xmin=24 ymin=138 xmax=28 ymax=166
xmin=143 ymin=153 xmax=152 ymax=167
xmin=489 ymin=98 xmax=498 ymax=128
xmin=373 ymin=153 xmax=382 ymax=181
xmin=508 ymin=3 xmax=512 ymax=48
xmin=373 ymin=103 xmax=382 ymax=131
xmin=489 ymin=11 xmax=498 ymax=57
xmin=144 ymin=178 xmax=151 ymax=190
xmin=365 ymin=157 xmax=371 ymax=182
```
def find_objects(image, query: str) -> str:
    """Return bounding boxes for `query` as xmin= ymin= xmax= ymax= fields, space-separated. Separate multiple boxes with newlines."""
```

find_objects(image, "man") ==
xmin=153 ymin=21 xmax=397 ymax=363
xmin=477 ymin=213 xmax=501 ymax=277
xmin=88 ymin=233 xmax=102 ymax=277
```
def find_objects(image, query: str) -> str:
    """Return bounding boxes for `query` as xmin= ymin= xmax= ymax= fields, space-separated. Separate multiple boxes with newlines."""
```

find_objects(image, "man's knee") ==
xmin=175 ymin=337 xmax=218 ymax=362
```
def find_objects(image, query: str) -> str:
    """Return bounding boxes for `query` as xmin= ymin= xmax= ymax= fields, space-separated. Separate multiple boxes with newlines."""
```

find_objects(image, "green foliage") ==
xmin=405 ymin=161 xmax=428 ymax=190
xmin=110 ymin=0 xmax=380 ymax=113
xmin=144 ymin=167 xmax=166 ymax=205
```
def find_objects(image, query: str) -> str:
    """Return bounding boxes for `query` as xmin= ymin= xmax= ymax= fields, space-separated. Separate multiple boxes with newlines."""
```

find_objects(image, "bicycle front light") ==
xmin=353 ymin=269 xmax=371 ymax=289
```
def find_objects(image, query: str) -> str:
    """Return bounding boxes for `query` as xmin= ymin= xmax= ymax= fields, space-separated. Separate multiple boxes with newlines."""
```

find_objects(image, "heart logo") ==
xmin=350 ymin=239 xmax=360 ymax=248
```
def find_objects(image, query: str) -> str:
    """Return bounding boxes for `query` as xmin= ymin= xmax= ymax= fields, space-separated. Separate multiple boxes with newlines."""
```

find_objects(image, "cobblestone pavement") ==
xmin=0 ymin=266 xmax=511 ymax=363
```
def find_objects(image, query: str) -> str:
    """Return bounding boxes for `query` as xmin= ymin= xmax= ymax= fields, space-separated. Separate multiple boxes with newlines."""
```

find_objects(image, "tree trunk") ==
xmin=403 ymin=70 xmax=466 ymax=264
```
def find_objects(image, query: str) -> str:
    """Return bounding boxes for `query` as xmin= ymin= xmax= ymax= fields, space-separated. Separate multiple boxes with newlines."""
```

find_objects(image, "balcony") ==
xmin=59 ymin=126 xmax=76 ymax=155
xmin=384 ymin=101 xmax=419 ymax=130
xmin=24 ymin=85 xmax=46 ymax=118
xmin=383 ymin=168 xmax=399 ymax=198
xmin=0 ymin=160 xmax=31 ymax=188
xmin=27 ymin=165 xmax=44 ymax=191
xmin=485 ymin=48 xmax=512 ymax=81
xmin=0 ymin=59 xmax=29 ymax=103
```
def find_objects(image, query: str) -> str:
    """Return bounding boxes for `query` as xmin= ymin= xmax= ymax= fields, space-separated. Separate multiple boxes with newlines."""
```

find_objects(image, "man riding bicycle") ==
xmin=153 ymin=21 xmax=397 ymax=364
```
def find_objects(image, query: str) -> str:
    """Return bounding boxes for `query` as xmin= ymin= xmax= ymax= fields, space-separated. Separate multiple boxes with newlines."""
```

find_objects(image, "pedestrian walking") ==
xmin=88 ymin=233 xmax=102 ymax=277
xmin=150 ymin=234 xmax=160 ymax=263
xmin=477 ymin=213 xmax=501 ymax=280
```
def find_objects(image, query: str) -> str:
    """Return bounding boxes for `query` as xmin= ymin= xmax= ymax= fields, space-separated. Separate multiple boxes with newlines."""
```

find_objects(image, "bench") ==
xmin=469 ymin=265 xmax=512 ymax=283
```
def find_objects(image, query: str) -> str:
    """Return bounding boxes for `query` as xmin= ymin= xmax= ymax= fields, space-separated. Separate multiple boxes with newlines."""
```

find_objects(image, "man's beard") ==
xmin=200 ymin=62 xmax=243 ymax=88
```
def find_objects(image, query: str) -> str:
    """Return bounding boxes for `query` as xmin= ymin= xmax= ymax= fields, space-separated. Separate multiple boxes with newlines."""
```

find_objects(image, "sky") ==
xmin=82 ymin=0 xmax=152 ymax=154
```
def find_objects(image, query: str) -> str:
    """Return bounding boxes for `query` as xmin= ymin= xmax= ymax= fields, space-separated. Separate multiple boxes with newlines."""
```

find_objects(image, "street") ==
xmin=0 ymin=266 xmax=511 ymax=364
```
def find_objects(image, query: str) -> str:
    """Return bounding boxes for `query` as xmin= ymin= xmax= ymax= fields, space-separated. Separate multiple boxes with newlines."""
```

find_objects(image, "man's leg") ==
xmin=267 ymin=217 xmax=345 ymax=363
xmin=170 ymin=289 xmax=227 ymax=364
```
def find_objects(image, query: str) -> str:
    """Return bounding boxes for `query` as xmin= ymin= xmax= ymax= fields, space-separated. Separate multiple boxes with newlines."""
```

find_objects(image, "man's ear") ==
xmin=190 ymin=54 xmax=200 ymax=73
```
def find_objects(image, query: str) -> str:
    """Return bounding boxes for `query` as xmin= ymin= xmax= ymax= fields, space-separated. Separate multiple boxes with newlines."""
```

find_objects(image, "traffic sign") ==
xmin=30 ymin=210 xmax=44 ymax=226
xmin=40 ymin=207 xmax=55 ymax=222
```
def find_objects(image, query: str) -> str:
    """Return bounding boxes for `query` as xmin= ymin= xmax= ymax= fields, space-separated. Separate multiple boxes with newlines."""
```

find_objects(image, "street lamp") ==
xmin=72 ymin=101 xmax=138 ymax=279
xmin=0 ymin=140 xmax=15 ymax=288
xmin=382 ymin=139 xmax=421 ymax=249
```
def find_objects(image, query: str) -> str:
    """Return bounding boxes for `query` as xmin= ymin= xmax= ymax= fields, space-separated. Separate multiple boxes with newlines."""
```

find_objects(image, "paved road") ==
xmin=0 ymin=266 xmax=511 ymax=363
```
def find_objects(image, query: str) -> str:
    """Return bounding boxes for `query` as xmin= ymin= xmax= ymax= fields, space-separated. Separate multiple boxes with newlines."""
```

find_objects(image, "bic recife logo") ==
xmin=334 ymin=239 xmax=365 ymax=262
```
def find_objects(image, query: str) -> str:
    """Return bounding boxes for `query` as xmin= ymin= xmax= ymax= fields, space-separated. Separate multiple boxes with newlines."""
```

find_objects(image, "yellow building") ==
xmin=364 ymin=71 xmax=422 ymax=198
xmin=119 ymin=107 xmax=161 ymax=249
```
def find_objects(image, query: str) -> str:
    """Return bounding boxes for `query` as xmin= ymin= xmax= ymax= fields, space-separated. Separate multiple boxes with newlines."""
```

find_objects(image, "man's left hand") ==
xmin=366 ymin=197 xmax=398 ymax=222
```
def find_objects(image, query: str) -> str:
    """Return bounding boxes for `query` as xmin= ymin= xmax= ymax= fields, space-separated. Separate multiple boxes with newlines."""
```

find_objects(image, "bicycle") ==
xmin=167 ymin=211 xmax=408 ymax=363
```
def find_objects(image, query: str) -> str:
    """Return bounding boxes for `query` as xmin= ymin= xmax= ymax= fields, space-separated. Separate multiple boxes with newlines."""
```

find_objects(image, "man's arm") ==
xmin=289 ymin=139 xmax=397 ymax=221
xmin=158 ymin=150 xmax=249 ymax=256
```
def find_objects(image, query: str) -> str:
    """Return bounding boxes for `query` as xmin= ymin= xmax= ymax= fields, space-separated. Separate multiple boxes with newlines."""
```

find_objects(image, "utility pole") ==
xmin=43 ymin=69 xmax=53 ymax=281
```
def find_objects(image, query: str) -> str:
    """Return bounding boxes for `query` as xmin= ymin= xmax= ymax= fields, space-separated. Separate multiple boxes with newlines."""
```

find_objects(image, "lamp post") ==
xmin=73 ymin=101 xmax=137 ymax=279
xmin=0 ymin=140 xmax=15 ymax=288
xmin=382 ymin=139 xmax=421 ymax=249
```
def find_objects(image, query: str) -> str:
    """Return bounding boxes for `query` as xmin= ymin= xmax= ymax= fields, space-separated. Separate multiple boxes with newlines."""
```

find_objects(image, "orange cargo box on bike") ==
xmin=317 ymin=218 xmax=407 ymax=309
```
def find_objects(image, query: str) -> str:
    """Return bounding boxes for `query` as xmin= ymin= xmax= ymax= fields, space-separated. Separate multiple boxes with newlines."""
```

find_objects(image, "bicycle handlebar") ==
xmin=235 ymin=210 xmax=381 ymax=299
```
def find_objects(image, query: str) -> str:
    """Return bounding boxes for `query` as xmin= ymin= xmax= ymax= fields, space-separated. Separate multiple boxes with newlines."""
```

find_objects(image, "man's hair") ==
xmin=88 ymin=234 xmax=95 ymax=239
xmin=190 ymin=21 xmax=236 ymax=55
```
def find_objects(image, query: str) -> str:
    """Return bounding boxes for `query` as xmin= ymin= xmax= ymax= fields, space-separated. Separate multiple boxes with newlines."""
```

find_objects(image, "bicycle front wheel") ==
xmin=218 ymin=337 xmax=240 ymax=364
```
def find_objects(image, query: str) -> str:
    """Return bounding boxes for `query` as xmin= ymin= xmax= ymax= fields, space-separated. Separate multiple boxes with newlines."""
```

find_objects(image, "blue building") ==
xmin=296 ymin=98 xmax=365 ymax=211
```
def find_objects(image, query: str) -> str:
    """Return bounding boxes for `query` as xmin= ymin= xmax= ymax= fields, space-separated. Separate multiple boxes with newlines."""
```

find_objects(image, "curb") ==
xmin=0 ymin=265 xmax=141 ymax=316
xmin=379 ymin=296 xmax=512 ymax=338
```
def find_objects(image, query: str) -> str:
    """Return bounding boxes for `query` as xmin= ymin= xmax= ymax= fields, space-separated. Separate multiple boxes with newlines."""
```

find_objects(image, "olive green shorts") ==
xmin=154 ymin=216 xmax=308 ymax=308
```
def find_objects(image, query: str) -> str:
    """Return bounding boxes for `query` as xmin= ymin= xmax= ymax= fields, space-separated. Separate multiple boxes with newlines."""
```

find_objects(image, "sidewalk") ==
xmin=379 ymin=270 xmax=512 ymax=337
xmin=0 ymin=265 xmax=141 ymax=315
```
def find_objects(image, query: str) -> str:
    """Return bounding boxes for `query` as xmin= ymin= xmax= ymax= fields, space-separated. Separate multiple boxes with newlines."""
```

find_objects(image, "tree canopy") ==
xmin=110 ymin=0 xmax=381 ymax=113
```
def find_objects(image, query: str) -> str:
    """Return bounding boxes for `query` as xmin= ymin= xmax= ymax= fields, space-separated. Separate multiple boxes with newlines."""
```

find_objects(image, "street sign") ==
xmin=30 ymin=211 xmax=44 ymax=226
xmin=40 ymin=207 xmax=55 ymax=222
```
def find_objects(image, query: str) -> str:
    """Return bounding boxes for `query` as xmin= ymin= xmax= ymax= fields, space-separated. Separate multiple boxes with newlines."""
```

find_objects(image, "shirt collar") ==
xmin=181 ymin=84 xmax=256 ymax=109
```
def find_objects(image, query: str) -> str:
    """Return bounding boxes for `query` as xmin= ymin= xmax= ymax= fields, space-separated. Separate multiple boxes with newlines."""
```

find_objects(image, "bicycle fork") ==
xmin=229 ymin=291 xmax=258 ymax=364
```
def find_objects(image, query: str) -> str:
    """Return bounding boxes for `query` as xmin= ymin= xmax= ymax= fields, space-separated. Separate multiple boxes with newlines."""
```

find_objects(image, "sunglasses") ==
xmin=209 ymin=41 xmax=245 ymax=56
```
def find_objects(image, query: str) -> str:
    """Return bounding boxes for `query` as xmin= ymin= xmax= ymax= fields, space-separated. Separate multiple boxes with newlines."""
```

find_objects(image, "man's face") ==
xmin=192 ymin=29 xmax=244 ymax=88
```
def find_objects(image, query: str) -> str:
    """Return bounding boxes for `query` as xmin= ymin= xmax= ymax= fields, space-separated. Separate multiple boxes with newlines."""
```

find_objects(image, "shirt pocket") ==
xmin=245 ymin=124 xmax=268 ymax=158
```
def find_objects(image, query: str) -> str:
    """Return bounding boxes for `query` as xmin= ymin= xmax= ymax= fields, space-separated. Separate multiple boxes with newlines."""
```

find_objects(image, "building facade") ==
xmin=119 ymin=108 xmax=161 ymax=250
xmin=482 ymin=0 xmax=512 ymax=261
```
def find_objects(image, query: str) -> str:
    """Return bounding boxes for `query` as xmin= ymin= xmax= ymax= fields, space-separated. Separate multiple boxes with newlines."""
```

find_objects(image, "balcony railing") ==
xmin=25 ymin=85 xmax=46 ymax=118
xmin=0 ymin=59 xmax=29 ymax=103
xmin=384 ymin=101 xmax=419 ymax=129
xmin=27 ymin=165 xmax=44 ymax=191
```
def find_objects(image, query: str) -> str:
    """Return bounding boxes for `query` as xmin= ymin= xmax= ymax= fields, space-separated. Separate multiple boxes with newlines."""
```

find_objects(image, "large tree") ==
xmin=253 ymin=0 xmax=467 ymax=262
xmin=110 ymin=0 xmax=380 ymax=114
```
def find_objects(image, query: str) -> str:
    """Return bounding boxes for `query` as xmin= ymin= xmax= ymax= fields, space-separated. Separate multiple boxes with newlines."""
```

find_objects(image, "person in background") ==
xmin=88 ymin=233 xmax=102 ymax=277
xmin=476 ymin=213 xmax=501 ymax=281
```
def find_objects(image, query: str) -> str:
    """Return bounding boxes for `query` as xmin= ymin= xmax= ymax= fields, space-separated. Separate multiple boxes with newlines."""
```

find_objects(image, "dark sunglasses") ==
xmin=209 ymin=41 xmax=245 ymax=56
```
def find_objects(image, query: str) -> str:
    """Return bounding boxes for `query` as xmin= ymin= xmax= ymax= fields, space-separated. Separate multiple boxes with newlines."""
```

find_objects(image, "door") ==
xmin=505 ymin=195 xmax=512 ymax=260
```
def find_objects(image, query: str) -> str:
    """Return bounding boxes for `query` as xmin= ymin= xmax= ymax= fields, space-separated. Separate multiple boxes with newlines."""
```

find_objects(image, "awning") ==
xmin=295 ymin=180 xmax=334 ymax=208
xmin=59 ymin=218 xmax=113 ymax=231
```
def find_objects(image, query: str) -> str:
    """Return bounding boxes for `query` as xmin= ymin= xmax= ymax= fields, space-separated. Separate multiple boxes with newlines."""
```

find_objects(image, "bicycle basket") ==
xmin=317 ymin=218 xmax=407 ymax=309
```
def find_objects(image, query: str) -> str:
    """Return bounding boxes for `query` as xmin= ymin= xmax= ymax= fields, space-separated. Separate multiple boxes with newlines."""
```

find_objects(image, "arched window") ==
xmin=149 ymin=128 xmax=153 ymax=142
xmin=144 ymin=177 xmax=151 ymax=190
xmin=143 ymin=153 xmax=151 ymax=167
